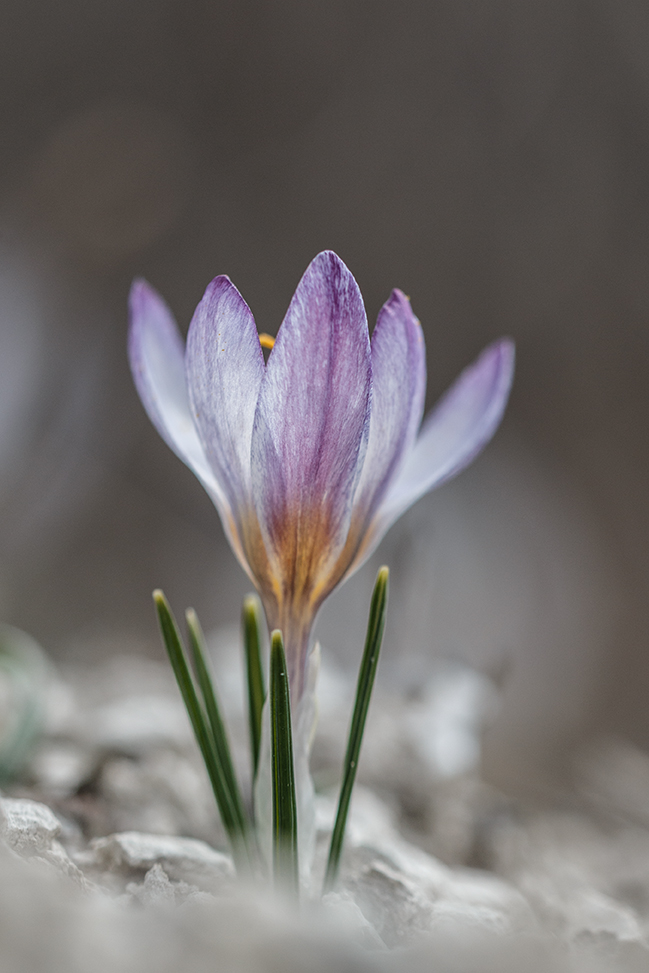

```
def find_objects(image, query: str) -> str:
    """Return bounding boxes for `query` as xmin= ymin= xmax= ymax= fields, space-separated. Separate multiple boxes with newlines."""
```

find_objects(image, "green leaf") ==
xmin=242 ymin=594 xmax=266 ymax=780
xmin=270 ymin=629 xmax=299 ymax=896
xmin=323 ymin=566 xmax=389 ymax=894
xmin=153 ymin=590 xmax=250 ymax=869
xmin=186 ymin=608 xmax=249 ymax=836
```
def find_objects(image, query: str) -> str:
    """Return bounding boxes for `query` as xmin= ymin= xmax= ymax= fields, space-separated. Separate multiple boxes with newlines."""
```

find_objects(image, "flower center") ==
xmin=258 ymin=333 xmax=275 ymax=350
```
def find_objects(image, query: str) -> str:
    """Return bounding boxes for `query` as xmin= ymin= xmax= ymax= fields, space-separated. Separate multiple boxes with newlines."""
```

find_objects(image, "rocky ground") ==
xmin=1 ymin=629 xmax=649 ymax=972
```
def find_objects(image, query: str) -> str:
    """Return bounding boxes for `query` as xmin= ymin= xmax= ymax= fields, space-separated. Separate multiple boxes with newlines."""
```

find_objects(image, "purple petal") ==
xmin=352 ymin=289 xmax=426 ymax=529
xmin=251 ymin=251 xmax=372 ymax=600
xmin=379 ymin=338 xmax=514 ymax=525
xmin=346 ymin=338 xmax=515 ymax=574
xmin=127 ymin=279 xmax=220 ymax=497
xmin=185 ymin=276 xmax=265 ymax=514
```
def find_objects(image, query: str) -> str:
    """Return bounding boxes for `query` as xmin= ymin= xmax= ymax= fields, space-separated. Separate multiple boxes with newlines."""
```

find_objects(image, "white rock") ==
xmin=403 ymin=662 xmax=499 ymax=779
xmin=343 ymin=853 xmax=437 ymax=947
xmin=127 ymin=864 xmax=179 ymax=908
xmin=89 ymin=694 xmax=192 ymax=754
xmin=0 ymin=797 xmax=61 ymax=855
xmin=316 ymin=788 xmax=535 ymax=947
xmin=97 ymin=750 xmax=220 ymax=841
xmin=320 ymin=890 xmax=386 ymax=949
xmin=576 ymin=737 xmax=649 ymax=828
xmin=486 ymin=808 xmax=649 ymax=962
xmin=439 ymin=868 xmax=537 ymax=935
xmin=7 ymin=648 xmax=649 ymax=970
xmin=565 ymin=888 xmax=645 ymax=945
xmin=341 ymin=844 xmax=536 ymax=948
xmin=29 ymin=742 xmax=94 ymax=796
xmin=0 ymin=797 xmax=90 ymax=888
xmin=83 ymin=831 xmax=234 ymax=892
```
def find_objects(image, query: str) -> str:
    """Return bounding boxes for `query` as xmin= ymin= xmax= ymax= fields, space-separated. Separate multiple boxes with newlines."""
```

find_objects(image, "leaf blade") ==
xmin=323 ymin=566 xmax=389 ymax=893
xmin=153 ymin=590 xmax=249 ymax=868
xmin=186 ymin=608 xmax=249 ymax=836
xmin=270 ymin=629 xmax=299 ymax=896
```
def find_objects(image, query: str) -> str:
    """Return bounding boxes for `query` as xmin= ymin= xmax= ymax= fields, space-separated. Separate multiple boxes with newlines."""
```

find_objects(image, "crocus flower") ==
xmin=128 ymin=251 xmax=514 ymax=702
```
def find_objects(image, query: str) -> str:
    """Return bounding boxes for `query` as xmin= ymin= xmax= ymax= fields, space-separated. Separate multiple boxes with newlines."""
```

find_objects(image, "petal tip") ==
xmin=129 ymin=275 xmax=149 ymax=294
xmin=373 ymin=290 xmax=422 ymax=351
xmin=307 ymin=250 xmax=352 ymax=283
xmin=459 ymin=338 xmax=515 ymax=436
xmin=383 ymin=288 xmax=417 ymax=321
xmin=314 ymin=248 xmax=344 ymax=263
xmin=194 ymin=275 xmax=251 ymax=327
xmin=487 ymin=337 xmax=516 ymax=395
xmin=128 ymin=280 xmax=175 ymax=345
xmin=127 ymin=277 xmax=182 ymax=378
xmin=128 ymin=277 xmax=159 ymax=318
xmin=389 ymin=287 xmax=410 ymax=304
xmin=494 ymin=335 xmax=516 ymax=362
xmin=203 ymin=274 xmax=234 ymax=299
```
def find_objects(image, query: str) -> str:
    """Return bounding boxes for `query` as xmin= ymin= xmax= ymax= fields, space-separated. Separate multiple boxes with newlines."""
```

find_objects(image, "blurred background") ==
xmin=0 ymin=0 xmax=647 ymax=794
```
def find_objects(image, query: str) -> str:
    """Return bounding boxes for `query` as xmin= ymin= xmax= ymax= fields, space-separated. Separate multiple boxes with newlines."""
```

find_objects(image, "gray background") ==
xmin=0 ymin=0 xmax=647 ymax=791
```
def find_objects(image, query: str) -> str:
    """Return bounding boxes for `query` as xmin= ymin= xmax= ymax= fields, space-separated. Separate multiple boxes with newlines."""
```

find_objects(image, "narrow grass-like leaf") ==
xmin=242 ymin=594 xmax=266 ymax=780
xmin=270 ymin=629 xmax=299 ymax=896
xmin=153 ymin=591 xmax=249 ymax=868
xmin=186 ymin=608 xmax=249 ymax=836
xmin=323 ymin=566 xmax=389 ymax=894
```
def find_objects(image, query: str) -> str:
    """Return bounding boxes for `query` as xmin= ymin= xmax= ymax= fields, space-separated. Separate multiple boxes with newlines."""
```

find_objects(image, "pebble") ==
xmin=88 ymin=695 xmax=192 ymax=755
xmin=0 ymin=797 xmax=61 ymax=856
xmin=82 ymin=831 xmax=234 ymax=891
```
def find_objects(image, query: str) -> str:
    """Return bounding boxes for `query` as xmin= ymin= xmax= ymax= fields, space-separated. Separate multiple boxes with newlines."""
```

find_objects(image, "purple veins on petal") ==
xmin=377 ymin=337 xmax=516 ymax=533
xmin=353 ymin=288 xmax=427 ymax=527
xmin=186 ymin=275 xmax=265 ymax=514
xmin=250 ymin=251 xmax=372 ymax=601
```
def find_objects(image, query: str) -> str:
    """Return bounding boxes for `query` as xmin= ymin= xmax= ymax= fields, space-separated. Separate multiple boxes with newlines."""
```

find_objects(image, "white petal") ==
xmin=352 ymin=288 xmax=426 ymax=531
xmin=348 ymin=338 xmax=515 ymax=572
xmin=185 ymin=275 xmax=265 ymax=514
xmin=128 ymin=279 xmax=222 ymax=499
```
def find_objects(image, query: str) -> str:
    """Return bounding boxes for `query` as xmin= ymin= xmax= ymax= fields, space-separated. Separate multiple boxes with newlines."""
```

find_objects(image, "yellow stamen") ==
xmin=258 ymin=333 xmax=275 ymax=350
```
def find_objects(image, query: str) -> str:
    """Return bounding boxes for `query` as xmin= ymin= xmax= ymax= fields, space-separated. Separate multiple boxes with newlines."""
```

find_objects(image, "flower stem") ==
xmin=323 ymin=566 xmax=389 ymax=894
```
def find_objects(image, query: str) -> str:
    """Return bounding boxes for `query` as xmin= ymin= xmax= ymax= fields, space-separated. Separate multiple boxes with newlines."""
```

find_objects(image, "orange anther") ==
xmin=258 ymin=333 xmax=276 ymax=350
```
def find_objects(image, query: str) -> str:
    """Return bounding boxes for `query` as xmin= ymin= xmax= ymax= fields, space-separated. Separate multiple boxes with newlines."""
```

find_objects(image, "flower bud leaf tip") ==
xmin=242 ymin=594 xmax=266 ymax=780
